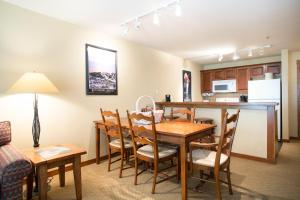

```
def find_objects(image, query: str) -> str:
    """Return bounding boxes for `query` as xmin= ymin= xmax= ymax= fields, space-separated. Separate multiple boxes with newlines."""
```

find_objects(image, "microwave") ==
xmin=212 ymin=79 xmax=237 ymax=93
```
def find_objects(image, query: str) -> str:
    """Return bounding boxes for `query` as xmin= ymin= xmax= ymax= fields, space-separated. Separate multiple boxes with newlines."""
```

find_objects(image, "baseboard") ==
xmin=231 ymin=152 xmax=274 ymax=164
xmin=290 ymin=137 xmax=300 ymax=140
xmin=282 ymin=139 xmax=290 ymax=142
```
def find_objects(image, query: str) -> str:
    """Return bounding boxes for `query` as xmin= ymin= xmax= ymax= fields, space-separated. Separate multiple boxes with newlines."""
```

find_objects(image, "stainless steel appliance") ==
xmin=248 ymin=79 xmax=282 ymax=140
xmin=212 ymin=79 xmax=236 ymax=93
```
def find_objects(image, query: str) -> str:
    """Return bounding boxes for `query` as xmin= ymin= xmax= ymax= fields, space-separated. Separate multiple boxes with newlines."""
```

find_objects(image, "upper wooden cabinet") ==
xmin=266 ymin=63 xmax=281 ymax=78
xmin=225 ymin=68 xmax=237 ymax=79
xmin=212 ymin=70 xmax=225 ymax=80
xmin=201 ymin=71 xmax=212 ymax=93
xmin=249 ymin=65 xmax=264 ymax=79
xmin=200 ymin=62 xmax=281 ymax=93
xmin=236 ymin=67 xmax=249 ymax=91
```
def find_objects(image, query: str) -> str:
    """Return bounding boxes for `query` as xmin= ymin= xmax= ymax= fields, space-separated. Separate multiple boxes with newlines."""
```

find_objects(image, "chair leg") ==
xmin=214 ymin=170 xmax=222 ymax=200
xmin=226 ymin=166 xmax=233 ymax=195
xmin=152 ymin=161 xmax=158 ymax=194
xmin=134 ymin=157 xmax=138 ymax=185
xmin=119 ymin=150 xmax=124 ymax=178
xmin=108 ymin=147 xmax=112 ymax=172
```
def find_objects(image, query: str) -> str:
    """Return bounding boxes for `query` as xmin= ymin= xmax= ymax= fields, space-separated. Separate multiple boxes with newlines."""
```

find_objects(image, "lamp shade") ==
xmin=8 ymin=72 xmax=58 ymax=93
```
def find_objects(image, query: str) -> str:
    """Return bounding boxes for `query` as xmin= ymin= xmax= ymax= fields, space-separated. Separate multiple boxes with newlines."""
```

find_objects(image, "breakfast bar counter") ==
xmin=156 ymin=101 xmax=279 ymax=163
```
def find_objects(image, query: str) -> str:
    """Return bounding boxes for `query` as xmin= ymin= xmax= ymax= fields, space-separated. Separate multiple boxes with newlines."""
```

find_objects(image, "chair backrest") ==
xmin=215 ymin=109 xmax=240 ymax=167
xmin=127 ymin=111 xmax=158 ymax=159
xmin=171 ymin=108 xmax=195 ymax=122
xmin=100 ymin=109 xmax=124 ymax=147
xmin=0 ymin=121 xmax=11 ymax=146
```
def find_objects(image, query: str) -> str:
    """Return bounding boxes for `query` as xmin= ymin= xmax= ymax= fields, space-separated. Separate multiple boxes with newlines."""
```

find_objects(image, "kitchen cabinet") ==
xmin=212 ymin=70 xmax=225 ymax=80
xmin=200 ymin=62 xmax=281 ymax=93
xmin=237 ymin=67 xmax=249 ymax=91
xmin=201 ymin=71 xmax=212 ymax=93
xmin=266 ymin=63 xmax=281 ymax=78
xmin=225 ymin=68 xmax=237 ymax=79
xmin=249 ymin=65 xmax=264 ymax=79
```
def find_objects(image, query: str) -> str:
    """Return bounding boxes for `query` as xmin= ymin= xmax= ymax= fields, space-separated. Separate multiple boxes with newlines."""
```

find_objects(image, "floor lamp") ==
xmin=8 ymin=72 xmax=58 ymax=147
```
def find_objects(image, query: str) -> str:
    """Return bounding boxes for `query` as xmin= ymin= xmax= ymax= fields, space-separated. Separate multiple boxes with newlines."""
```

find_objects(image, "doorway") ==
xmin=297 ymin=60 xmax=300 ymax=138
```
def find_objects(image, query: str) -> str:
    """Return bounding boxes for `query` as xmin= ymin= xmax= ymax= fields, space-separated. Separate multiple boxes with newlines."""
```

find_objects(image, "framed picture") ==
xmin=85 ymin=44 xmax=118 ymax=95
xmin=182 ymin=70 xmax=192 ymax=102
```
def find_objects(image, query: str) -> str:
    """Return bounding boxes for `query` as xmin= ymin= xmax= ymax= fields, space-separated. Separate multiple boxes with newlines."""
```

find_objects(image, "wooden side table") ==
xmin=23 ymin=144 xmax=86 ymax=200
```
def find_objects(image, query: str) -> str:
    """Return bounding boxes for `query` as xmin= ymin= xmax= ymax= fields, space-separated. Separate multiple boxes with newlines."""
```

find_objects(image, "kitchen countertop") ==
xmin=156 ymin=101 xmax=278 ymax=110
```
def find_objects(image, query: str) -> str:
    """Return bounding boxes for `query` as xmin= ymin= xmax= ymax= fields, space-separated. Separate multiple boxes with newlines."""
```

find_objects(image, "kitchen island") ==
xmin=156 ymin=101 xmax=279 ymax=163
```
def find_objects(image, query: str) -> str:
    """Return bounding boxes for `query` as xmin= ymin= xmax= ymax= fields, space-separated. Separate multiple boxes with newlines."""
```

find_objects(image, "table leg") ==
xmin=59 ymin=165 xmax=65 ymax=187
xmin=96 ymin=125 xmax=100 ymax=164
xmin=37 ymin=165 xmax=48 ymax=200
xmin=180 ymin=142 xmax=187 ymax=200
xmin=73 ymin=156 xmax=82 ymax=200
xmin=26 ymin=170 xmax=33 ymax=200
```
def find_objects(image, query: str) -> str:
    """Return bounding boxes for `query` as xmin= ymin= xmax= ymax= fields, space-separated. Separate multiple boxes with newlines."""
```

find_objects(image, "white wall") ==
xmin=0 ymin=2 xmax=202 ymax=160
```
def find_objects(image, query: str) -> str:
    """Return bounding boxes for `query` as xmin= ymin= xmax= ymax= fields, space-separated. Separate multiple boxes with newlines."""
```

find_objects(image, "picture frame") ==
xmin=182 ymin=70 xmax=192 ymax=102
xmin=85 ymin=44 xmax=118 ymax=95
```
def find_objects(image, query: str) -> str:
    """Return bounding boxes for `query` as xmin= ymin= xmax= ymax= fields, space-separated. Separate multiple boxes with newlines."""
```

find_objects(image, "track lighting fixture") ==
xmin=121 ymin=24 xmax=129 ymax=36
xmin=218 ymin=54 xmax=223 ymax=62
xmin=175 ymin=0 xmax=182 ymax=17
xmin=248 ymin=49 xmax=253 ymax=57
xmin=134 ymin=18 xmax=142 ymax=30
xmin=153 ymin=11 xmax=160 ymax=25
xmin=233 ymin=52 xmax=240 ymax=60
xmin=120 ymin=0 xmax=183 ymax=35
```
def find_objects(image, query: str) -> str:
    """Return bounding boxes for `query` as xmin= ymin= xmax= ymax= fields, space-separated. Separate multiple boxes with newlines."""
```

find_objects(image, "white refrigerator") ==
xmin=248 ymin=79 xmax=282 ymax=140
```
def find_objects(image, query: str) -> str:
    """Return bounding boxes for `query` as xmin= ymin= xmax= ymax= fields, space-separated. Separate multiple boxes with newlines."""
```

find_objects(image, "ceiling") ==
xmin=4 ymin=0 xmax=300 ymax=64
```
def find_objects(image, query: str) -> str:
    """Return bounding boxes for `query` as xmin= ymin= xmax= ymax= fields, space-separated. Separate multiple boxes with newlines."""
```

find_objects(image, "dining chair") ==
xmin=188 ymin=109 xmax=240 ymax=200
xmin=100 ymin=109 xmax=133 ymax=178
xmin=170 ymin=107 xmax=195 ymax=122
xmin=127 ymin=111 xmax=179 ymax=194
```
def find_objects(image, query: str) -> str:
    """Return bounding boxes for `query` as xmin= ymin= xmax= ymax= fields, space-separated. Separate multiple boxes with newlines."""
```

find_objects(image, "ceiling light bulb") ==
xmin=233 ymin=52 xmax=240 ymax=60
xmin=175 ymin=1 xmax=182 ymax=17
xmin=218 ymin=54 xmax=223 ymax=62
xmin=248 ymin=49 xmax=253 ymax=57
xmin=153 ymin=11 xmax=160 ymax=25
xmin=134 ymin=18 xmax=142 ymax=30
xmin=121 ymin=24 xmax=129 ymax=36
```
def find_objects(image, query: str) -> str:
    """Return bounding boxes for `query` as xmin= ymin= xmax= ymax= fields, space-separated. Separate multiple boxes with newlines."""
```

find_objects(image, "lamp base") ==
xmin=32 ymin=93 xmax=41 ymax=148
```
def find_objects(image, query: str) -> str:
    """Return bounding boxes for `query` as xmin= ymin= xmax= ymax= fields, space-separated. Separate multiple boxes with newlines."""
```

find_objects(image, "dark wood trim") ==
xmin=297 ymin=60 xmax=300 ymax=139
xmin=282 ymin=139 xmax=290 ymax=142
xmin=231 ymin=152 xmax=274 ymax=164
xmin=290 ymin=137 xmax=300 ymax=140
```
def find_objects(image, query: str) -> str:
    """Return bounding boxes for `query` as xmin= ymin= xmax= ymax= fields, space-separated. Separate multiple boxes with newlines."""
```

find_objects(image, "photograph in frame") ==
xmin=85 ymin=44 xmax=118 ymax=95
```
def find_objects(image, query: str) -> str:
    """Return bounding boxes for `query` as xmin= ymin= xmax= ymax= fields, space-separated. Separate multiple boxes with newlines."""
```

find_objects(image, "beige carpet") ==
xmin=29 ymin=140 xmax=300 ymax=200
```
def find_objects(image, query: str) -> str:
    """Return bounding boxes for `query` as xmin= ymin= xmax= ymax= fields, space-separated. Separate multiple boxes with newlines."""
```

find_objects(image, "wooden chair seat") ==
xmin=188 ymin=149 xmax=228 ymax=167
xmin=137 ymin=144 xmax=177 ymax=159
xmin=110 ymin=138 xmax=134 ymax=149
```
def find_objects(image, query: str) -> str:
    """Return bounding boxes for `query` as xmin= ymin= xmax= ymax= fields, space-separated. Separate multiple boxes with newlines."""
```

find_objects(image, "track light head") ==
xmin=121 ymin=24 xmax=129 ymax=36
xmin=218 ymin=54 xmax=223 ymax=62
xmin=233 ymin=52 xmax=240 ymax=60
xmin=134 ymin=18 xmax=142 ymax=30
xmin=175 ymin=1 xmax=182 ymax=17
xmin=248 ymin=49 xmax=253 ymax=57
xmin=153 ymin=11 xmax=160 ymax=25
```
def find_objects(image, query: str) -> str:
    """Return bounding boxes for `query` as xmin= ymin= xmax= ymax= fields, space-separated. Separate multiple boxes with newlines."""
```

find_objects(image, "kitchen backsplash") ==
xmin=204 ymin=92 xmax=247 ymax=102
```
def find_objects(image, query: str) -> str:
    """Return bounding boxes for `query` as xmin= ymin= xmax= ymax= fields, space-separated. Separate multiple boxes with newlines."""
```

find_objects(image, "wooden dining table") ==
xmin=93 ymin=119 xmax=216 ymax=200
